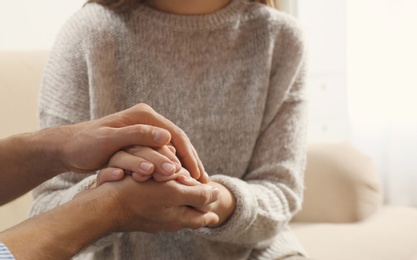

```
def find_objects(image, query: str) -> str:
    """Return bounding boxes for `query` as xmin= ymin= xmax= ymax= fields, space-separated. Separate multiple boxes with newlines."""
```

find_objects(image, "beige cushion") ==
xmin=293 ymin=142 xmax=383 ymax=223
xmin=291 ymin=206 xmax=417 ymax=260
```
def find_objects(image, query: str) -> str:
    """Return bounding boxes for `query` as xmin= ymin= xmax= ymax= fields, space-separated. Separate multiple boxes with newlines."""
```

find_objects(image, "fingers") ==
xmin=178 ymin=207 xmax=219 ymax=229
xmin=132 ymin=172 xmax=152 ymax=182
xmin=154 ymin=145 xmax=181 ymax=171
xmin=130 ymin=104 xmax=205 ymax=182
xmin=111 ymin=124 xmax=171 ymax=149
xmin=97 ymin=176 xmax=220 ymax=233
xmin=197 ymin=171 xmax=210 ymax=184
xmin=108 ymin=150 xmax=156 ymax=176
xmin=180 ymin=184 xmax=220 ymax=208
xmin=176 ymin=175 xmax=201 ymax=186
xmin=169 ymin=131 xmax=202 ymax=180
xmin=153 ymin=167 xmax=193 ymax=183
xmin=123 ymin=146 xmax=176 ymax=176
xmin=112 ymin=103 xmax=206 ymax=182
xmin=96 ymin=167 xmax=125 ymax=187
xmin=166 ymin=143 xmax=176 ymax=154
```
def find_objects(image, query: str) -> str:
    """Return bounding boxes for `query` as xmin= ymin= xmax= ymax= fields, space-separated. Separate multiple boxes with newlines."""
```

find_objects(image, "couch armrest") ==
xmin=292 ymin=142 xmax=383 ymax=223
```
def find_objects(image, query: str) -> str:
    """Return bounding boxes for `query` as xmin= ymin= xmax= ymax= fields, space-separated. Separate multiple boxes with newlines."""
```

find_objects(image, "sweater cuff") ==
xmin=194 ymin=174 xmax=257 ymax=242
xmin=61 ymin=174 xmax=97 ymax=202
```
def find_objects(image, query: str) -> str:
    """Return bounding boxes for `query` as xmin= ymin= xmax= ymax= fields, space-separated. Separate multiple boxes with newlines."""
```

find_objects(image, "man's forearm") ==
xmin=0 ymin=188 xmax=112 ymax=259
xmin=0 ymin=103 xmax=209 ymax=205
xmin=0 ymin=176 xmax=221 ymax=259
xmin=0 ymin=128 xmax=68 ymax=205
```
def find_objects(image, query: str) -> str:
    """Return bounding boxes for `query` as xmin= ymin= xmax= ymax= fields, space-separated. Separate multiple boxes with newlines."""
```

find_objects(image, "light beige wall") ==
xmin=278 ymin=0 xmax=298 ymax=15
xmin=0 ymin=51 xmax=48 ymax=231
xmin=0 ymin=1 xmax=85 ymax=50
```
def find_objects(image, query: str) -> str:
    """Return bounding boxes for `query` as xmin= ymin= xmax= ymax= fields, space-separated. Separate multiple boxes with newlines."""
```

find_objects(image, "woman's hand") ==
xmin=115 ymin=145 xmax=180 ymax=182
xmin=194 ymin=181 xmax=236 ymax=228
xmin=101 ymin=142 xmax=204 ymax=185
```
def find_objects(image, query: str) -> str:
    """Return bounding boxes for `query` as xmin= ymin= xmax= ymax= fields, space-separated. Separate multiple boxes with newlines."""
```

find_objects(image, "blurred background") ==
xmin=293 ymin=0 xmax=417 ymax=208
xmin=0 ymin=0 xmax=416 ymax=230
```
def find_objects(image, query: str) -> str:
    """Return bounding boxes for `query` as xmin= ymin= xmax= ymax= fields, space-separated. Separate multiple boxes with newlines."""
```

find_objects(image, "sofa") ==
xmin=291 ymin=143 xmax=417 ymax=260
xmin=1 ymin=51 xmax=417 ymax=260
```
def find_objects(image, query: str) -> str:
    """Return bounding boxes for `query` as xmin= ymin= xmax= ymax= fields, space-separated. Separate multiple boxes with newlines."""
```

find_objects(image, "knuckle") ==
xmin=137 ymin=124 xmax=151 ymax=136
xmin=198 ymin=188 xmax=212 ymax=206
xmin=96 ymin=127 xmax=116 ymax=146
xmin=98 ymin=126 xmax=114 ymax=137
xmin=137 ymin=102 xmax=151 ymax=110
xmin=124 ymin=125 xmax=152 ymax=143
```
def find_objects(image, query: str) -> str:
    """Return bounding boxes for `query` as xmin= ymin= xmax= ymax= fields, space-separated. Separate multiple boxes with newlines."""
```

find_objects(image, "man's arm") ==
xmin=0 ymin=176 xmax=219 ymax=260
xmin=0 ymin=103 xmax=206 ymax=205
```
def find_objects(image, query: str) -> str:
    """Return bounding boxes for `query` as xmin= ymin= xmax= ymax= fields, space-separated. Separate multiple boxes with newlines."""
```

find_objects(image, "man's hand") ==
xmin=0 ymin=174 xmax=218 ymax=260
xmin=95 ymin=166 xmax=201 ymax=187
xmin=81 ymin=176 xmax=220 ymax=233
xmin=108 ymin=145 xmax=181 ymax=181
xmin=57 ymin=103 xmax=208 ymax=182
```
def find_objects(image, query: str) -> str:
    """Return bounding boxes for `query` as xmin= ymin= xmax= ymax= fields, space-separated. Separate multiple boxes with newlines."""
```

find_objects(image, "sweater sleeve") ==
xmin=195 ymin=18 xmax=308 ymax=249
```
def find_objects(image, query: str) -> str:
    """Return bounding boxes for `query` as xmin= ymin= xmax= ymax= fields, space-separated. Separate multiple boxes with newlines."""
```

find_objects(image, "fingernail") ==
xmin=153 ymin=129 xmax=167 ymax=145
xmin=112 ymin=169 xmax=123 ymax=178
xmin=162 ymin=162 xmax=175 ymax=175
xmin=183 ymin=175 xmax=192 ymax=181
xmin=139 ymin=162 xmax=153 ymax=172
xmin=211 ymin=187 xmax=220 ymax=201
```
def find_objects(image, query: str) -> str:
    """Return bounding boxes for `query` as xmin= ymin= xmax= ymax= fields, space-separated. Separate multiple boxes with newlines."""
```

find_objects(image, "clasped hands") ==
xmin=89 ymin=143 xmax=223 ymax=234
xmin=65 ymin=104 xmax=235 ymax=234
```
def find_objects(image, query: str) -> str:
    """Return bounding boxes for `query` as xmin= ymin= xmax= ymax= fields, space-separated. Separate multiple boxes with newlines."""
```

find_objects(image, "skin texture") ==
xmin=0 ymin=103 xmax=207 ymax=205
xmin=0 ymin=1 xmax=243 ymax=258
xmin=94 ymin=153 xmax=232 ymax=228
xmin=0 ymin=175 xmax=219 ymax=260
xmin=0 ymin=103 xmax=218 ymax=259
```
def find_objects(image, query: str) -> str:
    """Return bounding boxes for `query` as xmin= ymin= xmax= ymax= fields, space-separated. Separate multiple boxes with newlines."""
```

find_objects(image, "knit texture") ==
xmin=31 ymin=0 xmax=308 ymax=259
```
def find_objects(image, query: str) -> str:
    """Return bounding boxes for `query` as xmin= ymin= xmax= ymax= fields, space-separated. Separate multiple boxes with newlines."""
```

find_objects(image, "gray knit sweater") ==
xmin=31 ymin=0 xmax=308 ymax=259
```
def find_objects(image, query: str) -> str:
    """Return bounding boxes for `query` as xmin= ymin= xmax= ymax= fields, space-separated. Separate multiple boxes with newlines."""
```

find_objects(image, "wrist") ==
xmin=0 ymin=129 xmax=71 ymax=204
xmin=0 ymin=189 xmax=114 ymax=260
xmin=85 ymin=183 xmax=125 ymax=233
xmin=73 ymin=185 xmax=118 ymax=233
xmin=29 ymin=126 xmax=71 ymax=174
